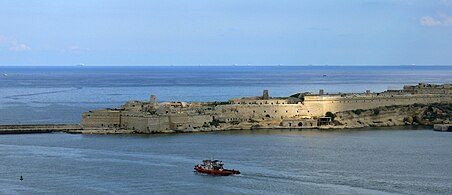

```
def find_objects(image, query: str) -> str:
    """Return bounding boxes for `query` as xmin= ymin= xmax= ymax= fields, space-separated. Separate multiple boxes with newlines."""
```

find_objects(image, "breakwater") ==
xmin=0 ymin=124 xmax=81 ymax=134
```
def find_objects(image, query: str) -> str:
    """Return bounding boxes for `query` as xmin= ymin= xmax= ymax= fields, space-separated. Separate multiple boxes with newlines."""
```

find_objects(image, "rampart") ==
xmin=81 ymin=83 xmax=452 ymax=133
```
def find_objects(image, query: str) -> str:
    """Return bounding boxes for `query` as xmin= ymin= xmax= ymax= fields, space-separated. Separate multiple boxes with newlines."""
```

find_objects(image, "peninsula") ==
xmin=77 ymin=83 xmax=452 ymax=134
xmin=1 ymin=83 xmax=450 ymax=134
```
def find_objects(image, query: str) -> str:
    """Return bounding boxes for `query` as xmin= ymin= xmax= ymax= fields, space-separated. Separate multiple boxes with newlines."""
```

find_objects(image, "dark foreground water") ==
xmin=0 ymin=128 xmax=451 ymax=194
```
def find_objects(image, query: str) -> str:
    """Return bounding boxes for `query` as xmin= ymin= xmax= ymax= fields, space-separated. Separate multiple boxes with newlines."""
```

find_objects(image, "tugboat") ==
xmin=194 ymin=159 xmax=240 ymax=176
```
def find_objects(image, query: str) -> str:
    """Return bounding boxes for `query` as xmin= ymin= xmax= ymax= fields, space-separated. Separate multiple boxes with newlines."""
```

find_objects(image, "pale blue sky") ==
xmin=0 ymin=0 xmax=451 ymax=66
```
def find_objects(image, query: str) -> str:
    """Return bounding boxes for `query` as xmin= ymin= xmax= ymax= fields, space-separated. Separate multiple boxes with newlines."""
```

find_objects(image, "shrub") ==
xmin=352 ymin=109 xmax=362 ymax=115
xmin=325 ymin=111 xmax=336 ymax=121
xmin=373 ymin=108 xmax=380 ymax=116
xmin=209 ymin=119 xmax=223 ymax=127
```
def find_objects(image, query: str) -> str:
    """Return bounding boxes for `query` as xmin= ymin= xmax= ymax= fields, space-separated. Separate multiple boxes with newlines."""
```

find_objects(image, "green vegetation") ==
xmin=206 ymin=101 xmax=230 ymax=106
xmin=352 ymin=109 xmax=363 ymax=115
xmin=373 ymin=108 xmax=380 ymax=116
xmin=209 ymin=119 xmax=224 ymax=127
xmin=325 ymin=111 xmax=336 ymax=121
xmin=229 ymin=121 xmax=240 ymax=125
xmin=290 ymin=93 xmax=301 ymax=98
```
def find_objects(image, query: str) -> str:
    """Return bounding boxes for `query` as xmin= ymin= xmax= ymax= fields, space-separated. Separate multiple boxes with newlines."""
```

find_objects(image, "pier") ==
xmin=0 ymin=124 xmax=82 ymax=134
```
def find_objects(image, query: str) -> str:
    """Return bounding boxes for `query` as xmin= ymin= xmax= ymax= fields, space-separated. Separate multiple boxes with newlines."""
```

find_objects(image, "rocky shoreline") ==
xmin=332 ymin=103 xmax=452 ymax=129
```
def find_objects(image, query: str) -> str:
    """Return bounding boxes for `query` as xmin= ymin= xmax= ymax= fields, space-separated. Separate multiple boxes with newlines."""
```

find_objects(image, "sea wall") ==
xmin=303 ymin=94 xmax=450 ymax=117
xmin=0 ymin=124 xmax=81 ymax=134
xmin=215 ymin=104 xmax=303 ymax=122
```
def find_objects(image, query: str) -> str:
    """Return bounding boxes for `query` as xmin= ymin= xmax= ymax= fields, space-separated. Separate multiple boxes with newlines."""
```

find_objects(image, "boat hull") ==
xmin=194 ymin=166 xmax=240 ymax=176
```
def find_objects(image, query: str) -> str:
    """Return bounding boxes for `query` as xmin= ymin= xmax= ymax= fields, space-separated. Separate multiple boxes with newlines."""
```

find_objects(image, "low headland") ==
xmin=1 ymin=83 xmax=451 ymax=134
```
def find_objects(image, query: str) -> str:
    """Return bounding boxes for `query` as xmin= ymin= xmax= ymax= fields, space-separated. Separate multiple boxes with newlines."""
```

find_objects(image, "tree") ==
xmin=325 ymin=112 xmax=336 ymax=121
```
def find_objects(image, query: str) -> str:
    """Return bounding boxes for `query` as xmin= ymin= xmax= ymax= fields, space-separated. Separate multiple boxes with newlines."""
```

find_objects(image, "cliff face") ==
xmin=334 ymin=103 xmax=452 ymax=129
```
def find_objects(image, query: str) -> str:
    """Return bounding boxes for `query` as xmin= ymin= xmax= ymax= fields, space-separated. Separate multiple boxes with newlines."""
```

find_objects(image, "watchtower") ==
xmin=150 ymin=95 xmax=157 ymax=108
xmin=262 ymin=90 xmax=269 ymax=100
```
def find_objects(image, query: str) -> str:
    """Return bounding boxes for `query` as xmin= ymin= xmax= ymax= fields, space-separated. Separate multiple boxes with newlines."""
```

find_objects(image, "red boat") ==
xmin=194 ymin=159 xmax=240 ymax=176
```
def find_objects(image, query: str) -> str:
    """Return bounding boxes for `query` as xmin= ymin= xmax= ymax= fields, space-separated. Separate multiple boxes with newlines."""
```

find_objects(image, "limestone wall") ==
xmin=147 ymin=117 xmax=170 ymax=132
xmin=81 ymin=110 xmax=121 ymax=128
xmin=215 ymin=104 xmax=305 ymax=122
xmin=280 ymin=119 xmax=317 ymax=128
xmin=303 ymin=94 xmax=451 ymax=116
xmin=168 ymin=114 xmax=212 ymax=131
xmin=122 ymin=114 xmax=148 ymax=131
xmin=403 ymin=83 xmax=452 ymax=94
xmin=229 ymin=99 xmax=290 ymax=105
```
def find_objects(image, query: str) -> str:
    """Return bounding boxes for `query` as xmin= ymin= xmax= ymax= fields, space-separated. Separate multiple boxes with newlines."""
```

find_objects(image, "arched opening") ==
xmin=298 ymin=122 xmax=303 ymax=127
xmin=265 ymin=114 xmax=270 ymax=118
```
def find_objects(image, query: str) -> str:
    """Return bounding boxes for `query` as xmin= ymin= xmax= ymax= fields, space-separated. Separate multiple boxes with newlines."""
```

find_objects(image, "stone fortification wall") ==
xmin=280 ymin=119 xmax=318 ymax=128
xmin=82 ymin=109 xmax=213 ymax=133
xmin=168 ymin=114 xmax=212 ymax=131
xmin=229 ymin=98 xmax=290 ymax=105
xmin=303 ymin=94 xmax=451 ymax=117
xmin=121 ymin=113 xmax=148 ymax=131
xmin=214 ymin=104 xmax=305 ymax=122
xmin=81 ymin=109 xmax=122 ymax=128
xmin=403 ymin=83 xmax=452 ymax=94
xmin=147 ymin=117 xmax=170 ymax=132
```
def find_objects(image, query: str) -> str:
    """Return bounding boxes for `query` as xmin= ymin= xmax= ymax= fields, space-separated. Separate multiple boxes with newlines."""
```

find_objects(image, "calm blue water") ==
xmin=1 ymin=66 xmax=451 ymax=124
xmin=1 ymin=66 xmax=452 ymax=194
xmin=0 ymin=128 xmax=451 ymax=194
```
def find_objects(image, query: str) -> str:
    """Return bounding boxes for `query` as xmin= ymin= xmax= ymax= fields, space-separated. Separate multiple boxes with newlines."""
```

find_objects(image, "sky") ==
xmin=0 ymin=0 xmax=451 ymax=66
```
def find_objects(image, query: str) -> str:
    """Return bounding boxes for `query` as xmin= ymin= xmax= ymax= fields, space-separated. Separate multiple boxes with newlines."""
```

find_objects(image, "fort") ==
xmin=79 ymin=83 xmax=452 ymax=134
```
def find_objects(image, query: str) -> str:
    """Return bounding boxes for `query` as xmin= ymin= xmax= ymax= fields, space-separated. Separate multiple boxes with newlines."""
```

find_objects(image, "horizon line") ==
xmin=1 ymin=64 xmax=452 ymax=67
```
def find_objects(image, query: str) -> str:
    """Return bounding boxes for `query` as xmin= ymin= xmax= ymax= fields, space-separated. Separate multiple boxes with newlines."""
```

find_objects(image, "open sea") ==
xmin=0 ymin=65 xmax=452 ymax=194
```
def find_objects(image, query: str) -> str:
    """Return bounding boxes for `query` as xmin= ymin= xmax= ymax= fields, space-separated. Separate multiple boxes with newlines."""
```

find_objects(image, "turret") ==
xmin=262 ymin=90 xmax=269 ymax=100
xmin=150 ymin=95 xmax=157 ymax=108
